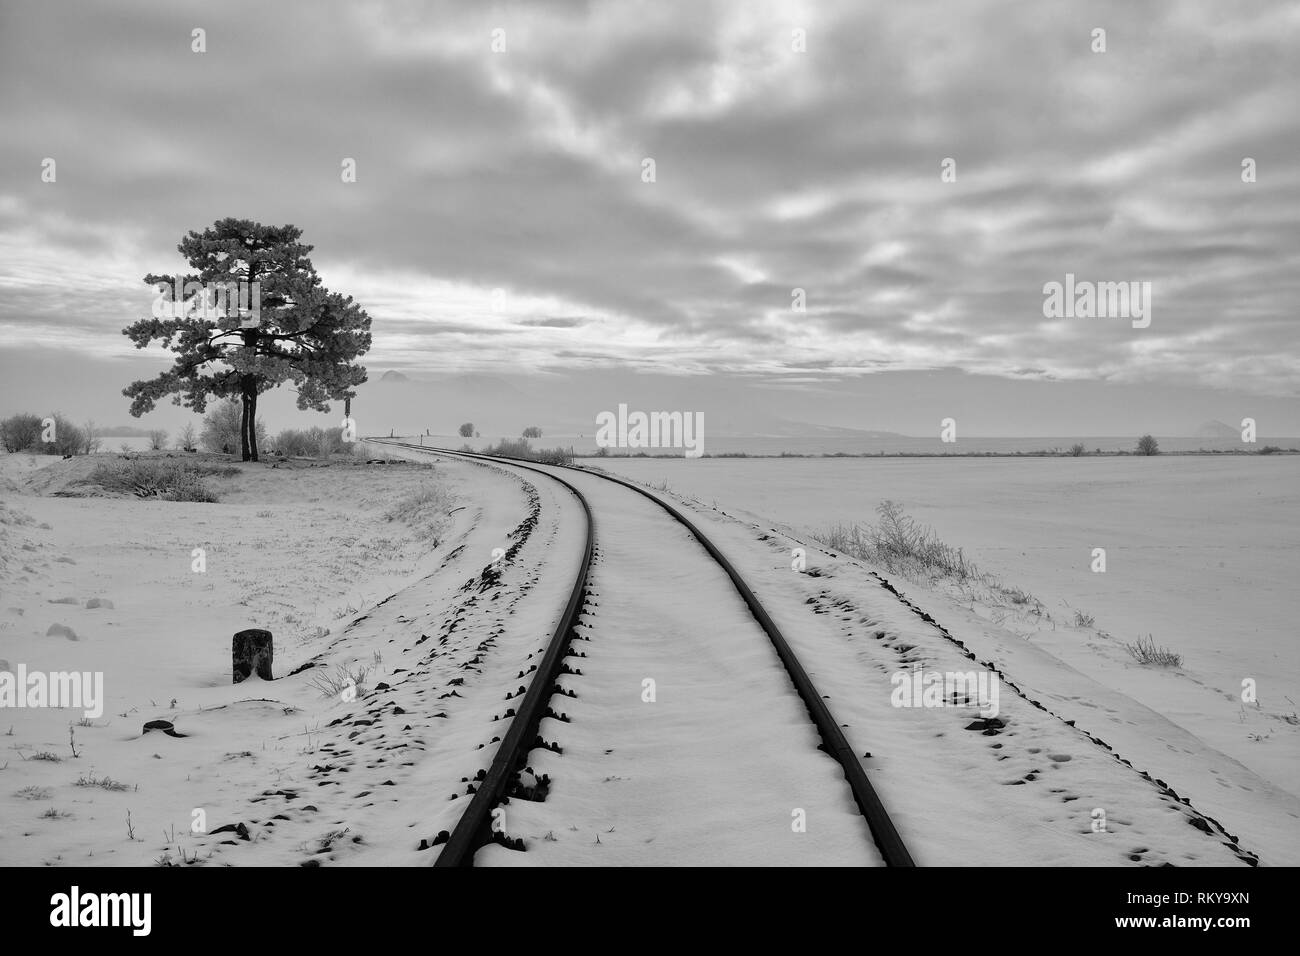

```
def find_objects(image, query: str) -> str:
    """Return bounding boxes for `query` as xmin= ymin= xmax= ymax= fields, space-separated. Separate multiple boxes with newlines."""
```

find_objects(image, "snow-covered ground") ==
xmin=0 ymin=446 xmax=476 ymax=865
xmin=595 ymin=455 xmax=1300 ymax=863
xmin=2 ymin=446 xmax=1289 ymax=865
xmin=391 ymin=446 xmax=1260 ymax=866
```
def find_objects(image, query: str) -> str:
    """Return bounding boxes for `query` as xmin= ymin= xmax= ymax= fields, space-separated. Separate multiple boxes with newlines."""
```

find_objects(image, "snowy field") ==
xmin=2 ymin=446 xmax=1294 ymax=866
xmin=595 ymin=454 xmax=1300 ymax=858
xmin=0 ymin=447 xmax=464 ymax=865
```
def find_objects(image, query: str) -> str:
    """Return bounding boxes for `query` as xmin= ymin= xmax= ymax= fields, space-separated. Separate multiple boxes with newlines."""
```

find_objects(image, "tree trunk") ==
xmin=239 ymin=264 xmax=259 ymax=462
xmin=239 ymin=391 xmax=251 ymax=461
xmin=248 ymin=389 xmax=259 ymax=462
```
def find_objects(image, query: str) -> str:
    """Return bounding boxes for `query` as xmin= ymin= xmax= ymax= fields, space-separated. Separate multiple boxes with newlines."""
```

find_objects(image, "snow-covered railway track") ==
xmin=371 ymin=440 xmax=913 ymax=867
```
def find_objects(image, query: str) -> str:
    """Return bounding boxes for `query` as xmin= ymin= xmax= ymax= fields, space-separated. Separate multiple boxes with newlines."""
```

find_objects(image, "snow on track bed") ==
xmin=374 ymin=443 xmax=889 ymax=866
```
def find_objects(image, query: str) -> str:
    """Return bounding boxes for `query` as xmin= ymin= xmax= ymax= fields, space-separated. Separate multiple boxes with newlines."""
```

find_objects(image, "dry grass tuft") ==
xmin=383 ymin=483 xmax=453 ymax=545
xmin=1122 ymin=634 xmax=1182 ymax=667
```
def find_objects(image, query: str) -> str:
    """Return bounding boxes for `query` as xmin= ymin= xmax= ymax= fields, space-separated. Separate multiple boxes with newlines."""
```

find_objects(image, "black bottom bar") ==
xmin=10 ymin=865 xmax=1274 ymax=942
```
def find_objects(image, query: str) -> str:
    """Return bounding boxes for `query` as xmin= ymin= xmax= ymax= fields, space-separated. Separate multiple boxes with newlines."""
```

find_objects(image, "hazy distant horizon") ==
xmin=3 ymin=348 xmax=1299 ymax=442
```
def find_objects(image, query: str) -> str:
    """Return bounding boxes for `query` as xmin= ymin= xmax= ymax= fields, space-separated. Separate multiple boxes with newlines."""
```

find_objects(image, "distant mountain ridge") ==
xmin=712 ymin=419 xmax=906 ymax=438
xmin=1193 ymin=420 xmax=1240 ymax=439
xmin=96 ymin=425 xmax=156 ymax=437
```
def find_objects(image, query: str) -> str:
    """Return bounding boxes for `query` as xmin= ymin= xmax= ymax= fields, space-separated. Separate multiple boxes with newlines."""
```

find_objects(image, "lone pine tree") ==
xmin=122 ymin=219 xmax=371 ymax=461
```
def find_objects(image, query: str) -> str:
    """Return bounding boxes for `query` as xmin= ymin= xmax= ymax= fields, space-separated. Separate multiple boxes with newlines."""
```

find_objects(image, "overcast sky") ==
xmin=1 ymin=0 xmax=1297 ymax=435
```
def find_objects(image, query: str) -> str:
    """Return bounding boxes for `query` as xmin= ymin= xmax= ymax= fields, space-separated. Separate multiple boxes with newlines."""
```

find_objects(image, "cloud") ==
xmin=0 ymin=0 xmax=1296 ymax=400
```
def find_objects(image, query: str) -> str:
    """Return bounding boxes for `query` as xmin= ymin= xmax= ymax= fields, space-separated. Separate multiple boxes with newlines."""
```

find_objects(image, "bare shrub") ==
xmin=533 ymin=446 xmax=575 ymax=465
xmin=1122 ymin=634 xmax=1181 ymax=666
xmin=0 ymin=413 xmax=43 ymax=452
xmin=82 ymin=420 xmax=102 ymax=454
xmin=482 ymin=438 xmax=573 ymax=465
xmin=483 ymin=437 xmax=532 ymax=458
xmin=200 ymin=398 xmax=268 ymax=454
xmin=82 ymin=460 xmax=235 ymax=502
xmin=274 ymin=426 xmax=347 ymax=458
xmin=817 ymin=500 xmax=978 ymax=582
xmin=49 ymin=414 xmax=87 ymax=456
xmin=309 ymin=663 xmax=370 ymax=699
xmin=1 ymin=413 xmax=90 ymax=455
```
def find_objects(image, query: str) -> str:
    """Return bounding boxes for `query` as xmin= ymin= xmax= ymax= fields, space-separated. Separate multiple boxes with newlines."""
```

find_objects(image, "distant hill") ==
xmin=378 ymin=370 xmax=410 ymax=383
xmin=710 ymin=418 xmax=907 ymax=438
xmin=788 ymin=421 xmax=907 ymax=439
xmin=1193 ymin=420 xmax=1239 ymax=439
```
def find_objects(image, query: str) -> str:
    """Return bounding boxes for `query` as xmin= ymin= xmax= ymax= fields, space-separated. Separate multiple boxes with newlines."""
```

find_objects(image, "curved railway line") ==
xmin=371 ymin=439 xmax=914 ymax=867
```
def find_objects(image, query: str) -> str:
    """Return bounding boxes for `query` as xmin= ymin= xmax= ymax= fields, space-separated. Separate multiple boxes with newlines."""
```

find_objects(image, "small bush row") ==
xmin=1 ymin=413 xmax=99 ymax=455
xmin=479 ymin=438 xmax=575 ymax=465
xmin=272 ymin=426 xmax=349 ymax=458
